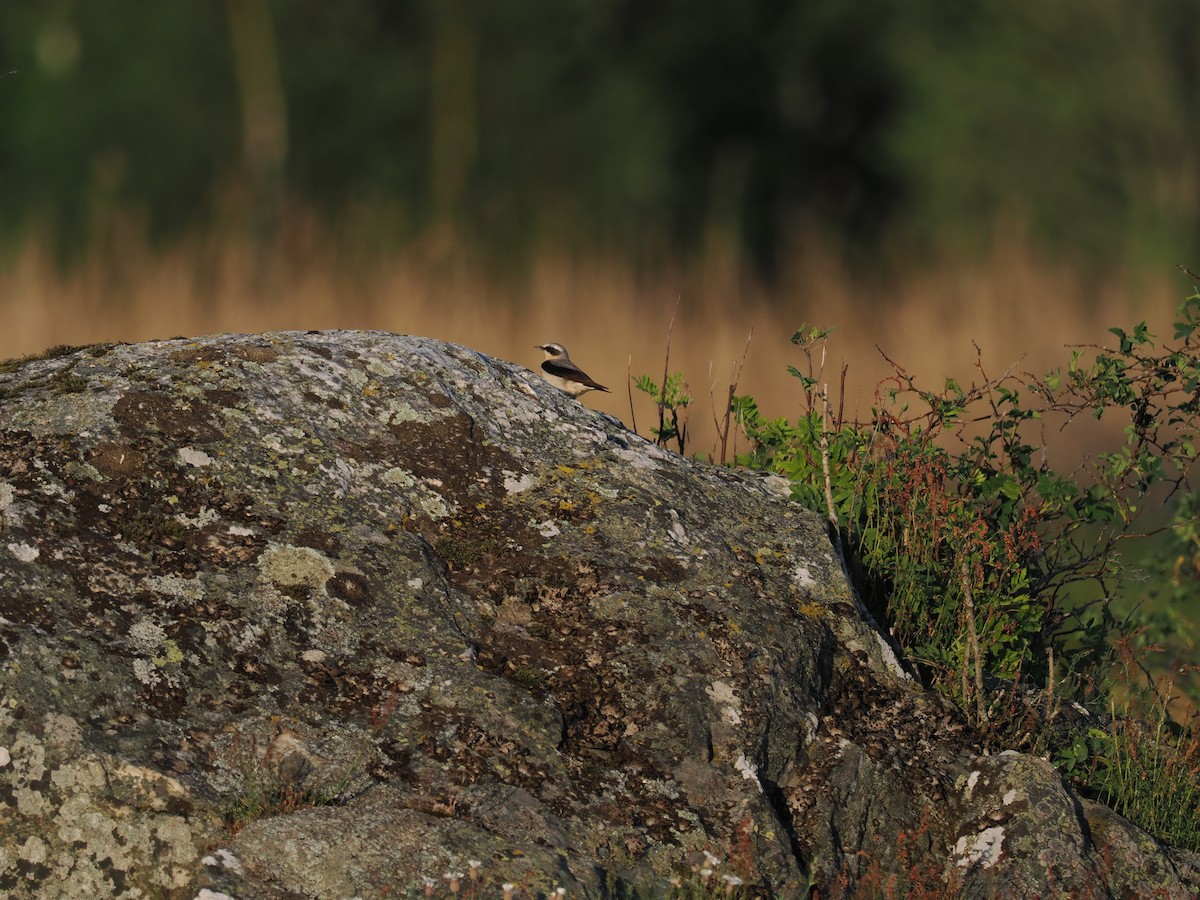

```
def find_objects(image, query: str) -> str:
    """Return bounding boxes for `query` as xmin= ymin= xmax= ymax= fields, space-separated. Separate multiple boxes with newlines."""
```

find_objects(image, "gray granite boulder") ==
xmin=0 ymin=332 xmax=1195 ymax=898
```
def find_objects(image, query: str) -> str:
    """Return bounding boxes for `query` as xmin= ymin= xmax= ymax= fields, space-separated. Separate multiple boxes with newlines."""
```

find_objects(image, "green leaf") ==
xmin=1109 ymin=326 xmax=1133 ymax=354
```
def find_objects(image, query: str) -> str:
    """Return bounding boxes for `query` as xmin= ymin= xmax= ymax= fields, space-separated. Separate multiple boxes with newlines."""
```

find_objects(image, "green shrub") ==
xmin=714 ymin=293 xmax=1200 ymax=850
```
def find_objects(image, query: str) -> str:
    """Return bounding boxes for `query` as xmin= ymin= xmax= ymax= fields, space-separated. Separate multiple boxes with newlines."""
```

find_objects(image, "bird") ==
xmin=535 ymin=343 xmax=610 ymax=398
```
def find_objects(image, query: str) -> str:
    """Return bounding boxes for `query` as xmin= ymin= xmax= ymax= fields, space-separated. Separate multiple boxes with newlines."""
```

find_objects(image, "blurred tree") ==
xmin=0 ymin=2 xmax=238 ymax=257
xmin=430 ymin=0 xmax=477 ymax=239
xmin=889 ymin=0 xmax=1200 ymax=267
xmin=624 ymin=0 xmax=904 ymax=275
xmin=223 ymin=0 xmax=288 ymax=243
xmin=272 ymin=1 xmax=430 ymax=239
xmin=0 ymin=0 xmax=1198 ymax=275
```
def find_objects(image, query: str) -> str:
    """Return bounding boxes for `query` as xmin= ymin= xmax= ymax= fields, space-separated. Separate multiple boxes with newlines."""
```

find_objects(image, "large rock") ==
xmin=0 ymin=332 xmax=1196 ymax=898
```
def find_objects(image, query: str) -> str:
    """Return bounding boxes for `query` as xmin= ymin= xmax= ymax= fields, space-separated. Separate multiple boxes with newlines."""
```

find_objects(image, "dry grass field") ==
xmin=0 ymin=224 xmax=1183 ymax=460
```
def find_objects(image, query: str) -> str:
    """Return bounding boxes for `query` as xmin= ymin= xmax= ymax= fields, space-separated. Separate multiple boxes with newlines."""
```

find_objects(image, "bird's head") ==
xmin=536 ymin=343 xmax=568 ymax=358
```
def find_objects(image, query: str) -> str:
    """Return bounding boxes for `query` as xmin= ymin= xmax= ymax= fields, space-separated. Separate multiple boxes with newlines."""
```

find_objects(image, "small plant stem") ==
xmin=720 ymin=381 xmax=735 ymax=464
xmin=1045 ymin=645 xmax=1059 ymax=723
xmin=626 ymin=355 xmax=638 ymax=436
xmin=672 ymin=398 xmax=688 ymax=454
xmin=711 ymin=330 xmax=753 ymax=465
xmin=659 ymin=296 xmax=681 ymax=446
xmin=837 ymin=361 xmax=847 ymax=428
xmin=959 ymin=555 xmax=988 ymax=728
xmin=820 ymin=384 xmax=839 ymax=539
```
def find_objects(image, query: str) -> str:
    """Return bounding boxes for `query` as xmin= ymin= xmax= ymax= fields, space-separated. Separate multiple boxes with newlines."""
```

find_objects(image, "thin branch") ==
xmin=626 ymin=355 xmax=638 ymax=437
xmin=713 ymin=330 xmax=753 ymax=465
xmin=959 ymin=555 xmax=988 ymax=728
xmin=658 ymin=295 xmax=681 ymax=445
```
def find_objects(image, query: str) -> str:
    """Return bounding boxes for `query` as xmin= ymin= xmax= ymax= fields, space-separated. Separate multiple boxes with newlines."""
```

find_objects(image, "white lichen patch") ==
xmin=379 ymin=400 xmax=424 ymax=425
xmin=19 ymin=834 xmax=48 ymax=864
xmin=51 ymin=789 xmax=199 ymax=890
xmin=259 ymin=543 xmax=335 ymax=590
xmin=706 ymin=680 xmax=743 ymax=725
xmin=612 ymin=444 xmax=666 ymax=470
xmin=734 ymin=752 xmax=761 ymax=790
xmin=128 ymin=619 xmax=168 ymax=654
xmin=1003 ymin=788 xmax=1017 ymax=805
xmin=232 ymin=621 xmax=266 ymax=654
xmin=537 ymin=520 xmax=562 ymax=538
xmin=963 ymin=769 xmax=981 ymax=799
xmin=384 ymin=467 xmax=416 ymax=488
xmin=0 ymin=480 xmax=14 ymax=511
xmin=43 ymin=713 xmax=83 ymax=750
xmin=667 ymin=509 xmax=688 ymax=545
xmin=148 ymin=574 xmax=206 ymax=605
xmin=873 ymin=632 xmax=911 ymax=680
xmin=7 ymin=541 xmax=39 ymax=562
xmin=416 ymin=491 xmax=453 ymax=519
xmin=202 ymin=847 xmax=244 ymax=874
xmin=757 ymin=473 xmax=793 ymax=499
xmin=1 ymin=724 xmax=200 ymax=894
xmin=317 ymin=458 xmax=357 ymax=499
xmin=794 ymin=565 xmax=815 ymax=588
xmin=382 ymin=468 xmax=455 ymax=518
xmin=49 ymin=757 xmax=105 ymax=793
xmin=0 ymin=747 xmax=9 ymax=767
xmin=6 ymin=733 xmax=49 ymax=814
xmin=132 ymin=658 xmax=160 ymax=687
xmin=803 ymin=711 xmax=820 ymax=745
xmin=175 ymin=506 xmax=222 ymax=528
xmin=366 ymin=357 xmax=397 ymax=378
xmin=955 ymin=826 xmax=1005 ymax=869
xmin=127 ymin=620 xmax=185 ymax=686
xmin=642 ymin=777 xmax=682 ymax=801
xmin=503 ymin=471 xmax=536 ymax=493
xmin=176 ymin=446 xmax=213 ymax=467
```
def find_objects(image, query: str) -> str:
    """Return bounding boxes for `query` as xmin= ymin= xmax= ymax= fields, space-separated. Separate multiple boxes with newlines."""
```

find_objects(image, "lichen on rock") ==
xmin=0 ymin=331 xmax=1196 ymax=898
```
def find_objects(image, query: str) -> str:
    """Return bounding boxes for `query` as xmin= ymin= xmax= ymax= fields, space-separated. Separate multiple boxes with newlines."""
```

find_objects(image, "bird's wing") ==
xmin=542 ymin=359 xmax=609 ymax=391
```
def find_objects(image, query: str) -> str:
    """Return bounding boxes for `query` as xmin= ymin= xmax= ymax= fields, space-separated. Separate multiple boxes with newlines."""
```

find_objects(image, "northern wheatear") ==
xmin=535 ymin=343 xmax=610 ymax=398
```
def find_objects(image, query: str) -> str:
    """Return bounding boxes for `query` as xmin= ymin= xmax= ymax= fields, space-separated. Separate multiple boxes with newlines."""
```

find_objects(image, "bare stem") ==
xmin=959 ymin=556 xmax=988 ymax=728
xmin=626 ymin=354 xmax=638 ymax=437
xmin=658 ymin=295 xmax=681 ymax=446
xmin=712 ymin=330 xmax=753 ymax=465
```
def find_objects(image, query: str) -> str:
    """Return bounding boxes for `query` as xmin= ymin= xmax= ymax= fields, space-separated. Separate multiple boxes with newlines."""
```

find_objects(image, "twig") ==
xmin=1177 ymin=263 xmax=1200 ymax=284
xmin=626 ymin=355 xmax=638 ymax=436
xmin=708 ymin=360 xmax=718 ymax=456
xmin=959 ymin=555 xmax=988 ymax=728
xmin=820 ymin=384 xmax=839 ymax=537
xmin=1045 ymin=645 xmax=1059 ymax=724
xmin=837 ymin=361 xmax=848 ymax=429
xmin=659 ymin=295 xmax=681 ymax=445
xmin=711 ymin=330 xmax=753 ymax=465
xmin=672 ymin=379 xmax=689 ymax=455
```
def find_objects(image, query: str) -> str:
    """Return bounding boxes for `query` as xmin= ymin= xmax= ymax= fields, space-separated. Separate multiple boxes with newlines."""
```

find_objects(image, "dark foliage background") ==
xmin=2 ymin=0 xmax=1198 ymax=274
